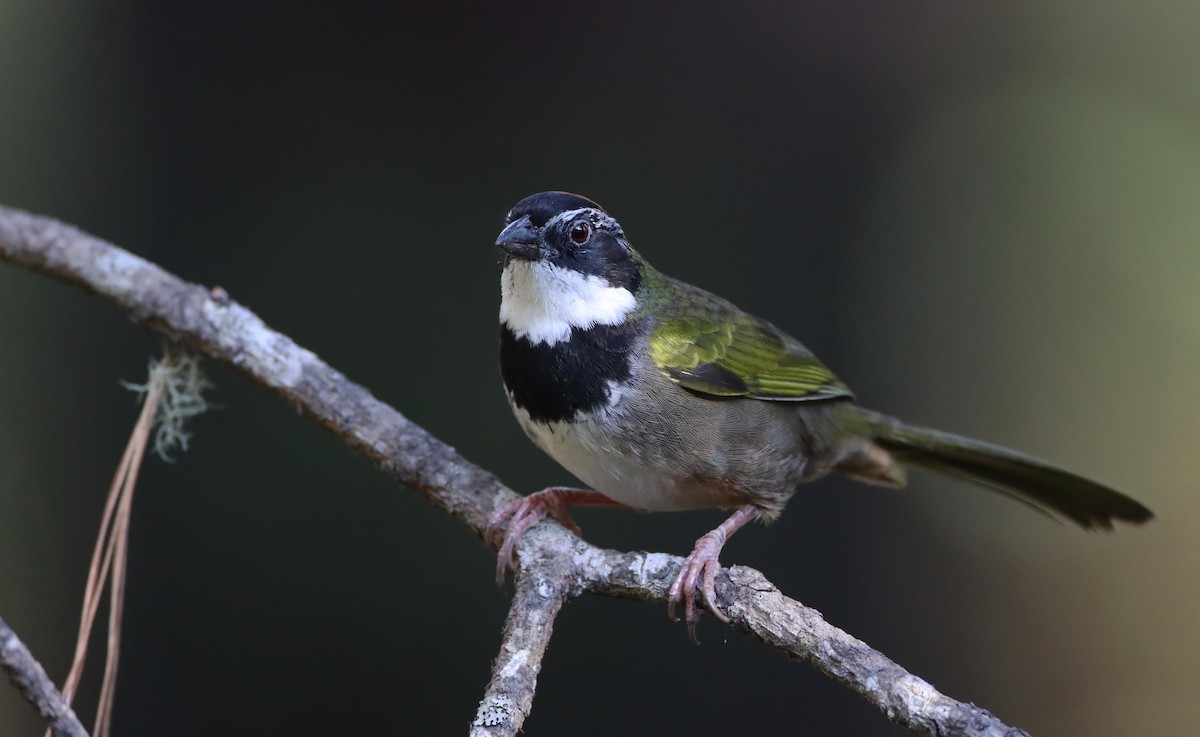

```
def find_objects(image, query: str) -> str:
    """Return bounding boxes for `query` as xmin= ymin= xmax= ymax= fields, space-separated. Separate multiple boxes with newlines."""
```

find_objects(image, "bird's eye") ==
xmin=569 ymin=220 xmax=591 ymax=245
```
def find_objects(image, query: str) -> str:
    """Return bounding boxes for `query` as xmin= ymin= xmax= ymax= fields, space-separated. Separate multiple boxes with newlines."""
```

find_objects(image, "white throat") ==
xmin=500 ymin=260 xmax=636 ymax=346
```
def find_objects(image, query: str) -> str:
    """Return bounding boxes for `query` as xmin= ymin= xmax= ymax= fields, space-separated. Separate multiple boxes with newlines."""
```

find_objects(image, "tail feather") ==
xmin=856 ymin=410 xmax=1153 ymax=530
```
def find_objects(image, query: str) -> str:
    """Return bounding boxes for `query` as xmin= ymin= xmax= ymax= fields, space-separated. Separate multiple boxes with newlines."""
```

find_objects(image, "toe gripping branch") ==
xmin=667 ymin=504 xmax=761 ymax=643
xmin=486 ymin=487 xmax=622 ymax=586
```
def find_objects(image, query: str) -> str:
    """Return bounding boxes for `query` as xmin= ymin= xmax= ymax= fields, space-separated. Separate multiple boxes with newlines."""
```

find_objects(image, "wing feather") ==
xmin=647 ymin=278 xmax=853 ymax=402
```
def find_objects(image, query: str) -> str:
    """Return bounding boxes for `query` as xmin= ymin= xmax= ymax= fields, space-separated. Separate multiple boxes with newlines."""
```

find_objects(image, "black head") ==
xmin=496 ymin=191 xmax=640 ymax=291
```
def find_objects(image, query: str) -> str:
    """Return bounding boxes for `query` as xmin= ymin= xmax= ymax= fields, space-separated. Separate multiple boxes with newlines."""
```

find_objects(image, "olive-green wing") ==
xmin=649 ymin=305 xmax=853 ymax=402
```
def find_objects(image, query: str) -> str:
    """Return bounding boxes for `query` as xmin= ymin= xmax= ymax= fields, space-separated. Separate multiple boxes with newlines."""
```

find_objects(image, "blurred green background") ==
xmin=1 ymin=1 xmax=1197 ymax=735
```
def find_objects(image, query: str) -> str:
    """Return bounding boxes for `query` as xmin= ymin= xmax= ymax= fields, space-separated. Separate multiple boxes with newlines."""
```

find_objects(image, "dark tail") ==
xmin=856 ymin=410 xmax=1153 ymax=530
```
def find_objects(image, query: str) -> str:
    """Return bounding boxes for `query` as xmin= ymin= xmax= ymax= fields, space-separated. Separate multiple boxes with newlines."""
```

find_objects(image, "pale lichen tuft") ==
xmin=122 ymin=353 xmax=212 ymax=461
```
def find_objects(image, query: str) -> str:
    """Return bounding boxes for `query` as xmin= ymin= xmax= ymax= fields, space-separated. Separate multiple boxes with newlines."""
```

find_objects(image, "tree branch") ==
xmin=586 ymin=553 xmax=1029 ymax=737
xmin=0 ymin=204 xmax=510 ymax=533
xmin=471 ymin=528 xmax=577 ymax=737
xmin=0 ymin=204 xmax=1029 ymax=737
xmin=0 ymin=614 xmax=90 ymax=737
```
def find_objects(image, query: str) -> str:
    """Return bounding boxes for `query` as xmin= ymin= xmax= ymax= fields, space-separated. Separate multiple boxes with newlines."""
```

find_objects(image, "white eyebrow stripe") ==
xmin=543 ymin=208 xmax=595 ymax=228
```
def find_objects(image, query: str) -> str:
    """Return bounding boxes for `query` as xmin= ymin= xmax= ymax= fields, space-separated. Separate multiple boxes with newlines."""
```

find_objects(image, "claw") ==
xmin=666 ymin=505 xmax=760 ymax=643
xmin=486 ymin=487 xmax=621 ymax=587
xmin=667 ymin=531 xmax=729 ymax=644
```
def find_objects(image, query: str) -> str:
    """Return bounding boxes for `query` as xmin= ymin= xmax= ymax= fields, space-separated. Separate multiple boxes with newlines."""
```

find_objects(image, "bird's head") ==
xmin=496 ymin=191 xmax=641 ymax=292
xmin=496 ymin=191 xmax=642 ymax=345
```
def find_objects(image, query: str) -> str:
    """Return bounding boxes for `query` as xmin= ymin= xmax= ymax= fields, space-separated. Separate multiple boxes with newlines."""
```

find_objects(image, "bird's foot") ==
xmin=668 ymin=530 xmax=731 ymax=643
xmin=486 ymin=487 xmax=617 ymax=586
xmin=667 ymin=505 xmax=761 ymax=643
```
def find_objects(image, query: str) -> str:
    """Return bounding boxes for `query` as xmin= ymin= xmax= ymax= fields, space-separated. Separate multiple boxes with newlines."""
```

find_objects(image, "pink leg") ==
xmin=667 ymin=504 xmax=761 ymax=643
xmin=486 ymin=487 xmax=624 ymax=586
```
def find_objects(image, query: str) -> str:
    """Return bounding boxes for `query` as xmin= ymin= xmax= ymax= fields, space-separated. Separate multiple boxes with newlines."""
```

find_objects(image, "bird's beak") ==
xmin=495 ymin=215 xmax=542 ymax=260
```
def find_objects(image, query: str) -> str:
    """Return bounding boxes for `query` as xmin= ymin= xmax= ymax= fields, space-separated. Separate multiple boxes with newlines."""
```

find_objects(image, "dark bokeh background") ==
xmin=2 ymin=2 xmax=1197 ymax=735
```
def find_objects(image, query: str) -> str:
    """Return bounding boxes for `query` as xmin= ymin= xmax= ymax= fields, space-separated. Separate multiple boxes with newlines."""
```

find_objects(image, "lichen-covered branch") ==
xmin=0 ymin=614 xmax=90 ymax=737
xmin=471 ymin=528 xmax=578 ymax=737
xmin=0 ymin=205 xmax=1029 ymax=737
xmin=585 ymin=552 xmax=1030 ymax=737
xmin=0 ymin=205 xmax=513 ymax=534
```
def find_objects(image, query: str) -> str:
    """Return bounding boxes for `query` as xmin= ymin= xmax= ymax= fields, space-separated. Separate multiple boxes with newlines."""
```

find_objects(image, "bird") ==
xmin=486 ymin=190 xmax=1153 ymax=641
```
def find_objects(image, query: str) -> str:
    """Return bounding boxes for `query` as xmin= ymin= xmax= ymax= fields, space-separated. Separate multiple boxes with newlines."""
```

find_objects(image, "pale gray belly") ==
xmin=509 ymin=378 xmax=845 ymax=514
